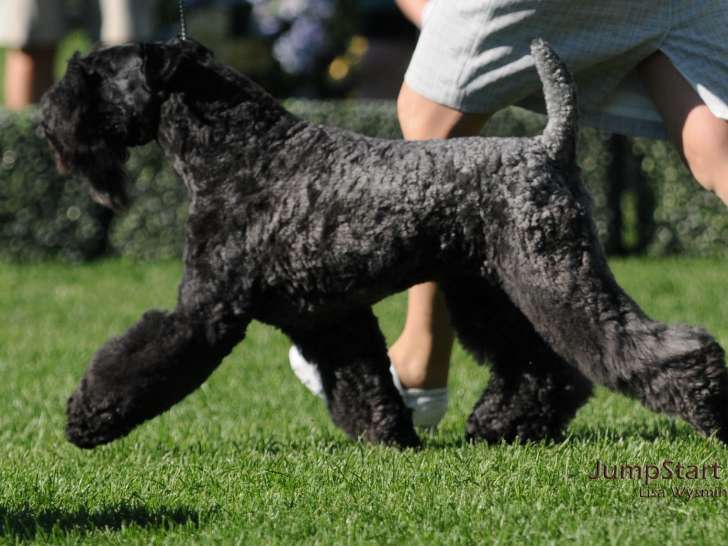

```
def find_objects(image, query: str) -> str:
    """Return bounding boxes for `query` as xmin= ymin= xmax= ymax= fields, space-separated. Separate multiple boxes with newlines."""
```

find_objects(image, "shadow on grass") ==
xmin=567 ymin=420 xmax=699 ymax=445
xmin=421 ymin=421 xmax=700 ymax=449
xmin=144 ymin=421 xmax=713 ymax=458
xmin=231 ymin=426 xmax=694 ymax=453
xmin=0 ymin=504 xmax=199 ymax=541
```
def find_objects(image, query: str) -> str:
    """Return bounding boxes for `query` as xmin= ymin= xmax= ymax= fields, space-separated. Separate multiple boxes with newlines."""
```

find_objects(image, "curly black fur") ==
xmin=41 ymin=38 xmax=728 ymax=449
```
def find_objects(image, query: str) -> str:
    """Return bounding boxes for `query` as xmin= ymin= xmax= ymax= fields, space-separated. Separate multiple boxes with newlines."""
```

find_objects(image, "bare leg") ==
xmin=389 ymin=82 xmax=489 ymax=389
xmin=4 ymin=47 xmax=56 ymax=110
xmin=388 ymin=282 xmax=454 ymax=388
xmin=394 ymin=0 xmax=430 ymax=28
xmin=638 ymin=51 xmax=728 ymax=206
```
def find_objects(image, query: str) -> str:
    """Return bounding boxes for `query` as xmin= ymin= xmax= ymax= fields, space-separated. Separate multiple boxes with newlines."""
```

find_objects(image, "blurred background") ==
xmin=0 ymin=0 xmax=418 ymax=102
xmin=0 ymin=0 xmax=726 ymax=262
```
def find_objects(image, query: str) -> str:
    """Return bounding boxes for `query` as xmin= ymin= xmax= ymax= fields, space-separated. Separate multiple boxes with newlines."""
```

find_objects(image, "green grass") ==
xmin=1 ymin=258 xmax=727 ymax=545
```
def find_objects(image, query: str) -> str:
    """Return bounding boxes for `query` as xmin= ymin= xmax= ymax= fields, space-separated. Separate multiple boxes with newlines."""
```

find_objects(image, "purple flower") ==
xmin=249 ymin=0 xmax=336 ymax=35
xmin=272 ymin=15 xmax=328 ymax=74
xmin=249 ymin=0 xmax=284 ymax=35
xmin=278 ymin=0 xmax=334 ymax=19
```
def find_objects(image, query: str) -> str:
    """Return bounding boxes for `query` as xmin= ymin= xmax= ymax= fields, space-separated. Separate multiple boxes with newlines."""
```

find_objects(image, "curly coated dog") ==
xmin=41 ymin=38 xmax=728 ymax=449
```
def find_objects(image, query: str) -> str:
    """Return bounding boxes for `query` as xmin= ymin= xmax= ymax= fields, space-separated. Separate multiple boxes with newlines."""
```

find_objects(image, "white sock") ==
xmin=288 ymin=345 xmax=448 ymax=428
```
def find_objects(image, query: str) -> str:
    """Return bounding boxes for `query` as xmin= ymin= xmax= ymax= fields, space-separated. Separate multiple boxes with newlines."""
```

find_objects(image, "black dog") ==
xmin=41 ymin=38 xmax=728 ymax=449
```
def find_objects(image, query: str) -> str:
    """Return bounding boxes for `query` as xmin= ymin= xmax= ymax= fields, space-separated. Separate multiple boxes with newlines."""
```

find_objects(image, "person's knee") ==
xmin=397 ymin=82 xmax=488 ymax=140
xmin=396 ymin=84 xmax=419 ymax=136
xmin=684 ymin=151 xmax=724 ymax=196
xmin=638 ymin=51 xmax=728 ymax=204
xmin=681 ymin=116 xmax=728 ymax=202
xmin=396 ymin=82 xmax=445 ymax=139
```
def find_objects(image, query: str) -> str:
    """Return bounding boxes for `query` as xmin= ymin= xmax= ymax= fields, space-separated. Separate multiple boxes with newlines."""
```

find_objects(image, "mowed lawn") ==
xmin=1 ymin=258 xmax=727 ymax=545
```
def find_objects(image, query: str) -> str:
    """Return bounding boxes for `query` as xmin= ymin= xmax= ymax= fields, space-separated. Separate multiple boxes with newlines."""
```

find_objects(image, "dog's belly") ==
xmin=252 ymin=238 xmax=473 ymax=329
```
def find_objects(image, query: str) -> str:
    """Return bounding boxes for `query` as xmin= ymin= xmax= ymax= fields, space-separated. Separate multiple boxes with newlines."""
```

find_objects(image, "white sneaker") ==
xmin=288 ymin=345 xmax=448 ymax=429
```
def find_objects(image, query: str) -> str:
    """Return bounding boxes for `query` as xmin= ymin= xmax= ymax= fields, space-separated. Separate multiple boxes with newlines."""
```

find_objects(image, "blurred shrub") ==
xmin=633 ymin=139 xmax=728 ymax=256
xmin=0 ymin=102 xmax=725 ymax=262
xmin=0 ymin=109 xmax=111 ymax=261
xmin=156 ymin=0 xmax=359 ymax=98
xmin=108 ymin=145 xmax=188 ymax=260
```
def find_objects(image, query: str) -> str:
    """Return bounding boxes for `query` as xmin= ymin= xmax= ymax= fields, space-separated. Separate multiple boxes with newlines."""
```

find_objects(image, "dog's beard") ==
xmin=52 ymin=138 xmax=131 ymax=211
xmin=88 ymin=166 xmax=129 ymax=211
xmin=82 ymin=145 xmax=130 ymax=211
xmin=43 ymin=118 xmax=130 ymax=211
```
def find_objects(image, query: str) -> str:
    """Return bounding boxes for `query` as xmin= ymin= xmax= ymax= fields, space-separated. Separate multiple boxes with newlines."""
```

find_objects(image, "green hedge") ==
xmin=0 ymin=110 xmax=110 ymax=261
xmin=632 ymin=139 xmax=728 ymax=255
xmin=0 ymin=101 xmax=726 ymax=261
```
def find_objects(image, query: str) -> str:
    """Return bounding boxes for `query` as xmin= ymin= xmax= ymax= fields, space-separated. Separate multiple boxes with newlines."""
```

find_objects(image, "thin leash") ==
xmin=177 ymin=0 xmax=188 ymax=40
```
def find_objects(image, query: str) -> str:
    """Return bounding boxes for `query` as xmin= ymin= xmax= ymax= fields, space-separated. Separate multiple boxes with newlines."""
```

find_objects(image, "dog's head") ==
xmin=41 ymin=39 xmax=211 ymax=209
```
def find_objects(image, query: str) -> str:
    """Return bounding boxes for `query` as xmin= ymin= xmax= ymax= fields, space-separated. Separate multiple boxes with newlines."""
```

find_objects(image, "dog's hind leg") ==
xmin=441 ymin=277 xmax=593 ymax=444
xmin=66 ymin=257 xmax=251 ymax=449
xmin=496 ymin=177 xmax=728 ymax=442
xmin=289 ymin=308 xmax=420 ymax=448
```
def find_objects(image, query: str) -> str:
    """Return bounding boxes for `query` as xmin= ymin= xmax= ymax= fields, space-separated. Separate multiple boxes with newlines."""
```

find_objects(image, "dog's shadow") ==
xmin=0 ymin=503 xmax=199 ymax=541
xmin=566 ymin=422 xmax=703 ymax=445
xmin=422 ymin=421 xmax=698 ymax=449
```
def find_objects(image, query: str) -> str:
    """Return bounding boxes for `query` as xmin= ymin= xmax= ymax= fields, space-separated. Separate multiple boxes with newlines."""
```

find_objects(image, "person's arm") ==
xmin=394 ymin=0 xmax=431 ymax=28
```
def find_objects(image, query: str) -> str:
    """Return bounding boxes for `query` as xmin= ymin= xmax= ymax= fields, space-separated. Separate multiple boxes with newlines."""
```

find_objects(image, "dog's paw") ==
xmin=366 ymin=425 xmax=422 ymax=450
xmin=66 ymin=380 xmax=133 ymax=449
xmin=465 ymin=409 xmax=567 ymax=445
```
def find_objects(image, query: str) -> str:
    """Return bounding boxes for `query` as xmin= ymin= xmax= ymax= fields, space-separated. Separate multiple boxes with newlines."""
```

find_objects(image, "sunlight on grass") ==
xmin=1 ymin=257 xmax=727 ymax=545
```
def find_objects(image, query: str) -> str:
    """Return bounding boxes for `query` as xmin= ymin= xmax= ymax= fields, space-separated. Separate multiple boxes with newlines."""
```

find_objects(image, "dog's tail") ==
xmin=531 ymin=39 xmax=578 ymax=164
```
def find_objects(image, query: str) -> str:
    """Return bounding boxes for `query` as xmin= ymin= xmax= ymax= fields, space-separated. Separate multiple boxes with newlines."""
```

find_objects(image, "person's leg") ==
xmin=396 ymin=81 xmax=491 ymax=140
xmin=389 ymin=82 xmax=489 ymax=389
xmin=0 ymin=0 xmax=64 ymax=110
xmin=4 ymin=47 xmax=56 ymax=110
xmin=638 ymin=52 xmax=728 ymax=206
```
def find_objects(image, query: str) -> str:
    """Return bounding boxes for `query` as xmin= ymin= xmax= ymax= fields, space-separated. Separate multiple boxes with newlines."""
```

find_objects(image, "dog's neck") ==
xmin=155 ymin=58 xmax=303 ymax=195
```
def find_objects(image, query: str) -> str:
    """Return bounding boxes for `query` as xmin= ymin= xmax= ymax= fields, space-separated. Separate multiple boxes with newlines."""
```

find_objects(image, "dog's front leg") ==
xmin=289 ymin=308 xmax=420 ymax=448
xmin=66 ymin=302 xmax=249 ymax=448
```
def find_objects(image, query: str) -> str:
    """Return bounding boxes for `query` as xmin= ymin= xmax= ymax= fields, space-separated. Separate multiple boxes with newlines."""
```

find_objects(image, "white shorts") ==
xmin=0 ymin=0 xmax=156 ymax=48
xmin=405 ymin=0 xmax=728 ymax=139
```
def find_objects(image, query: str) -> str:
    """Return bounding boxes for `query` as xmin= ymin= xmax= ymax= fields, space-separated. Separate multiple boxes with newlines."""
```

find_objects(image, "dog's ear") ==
xmin=41 ymin=51 xmax=129 ymax=211
xmin=64 ymin=52 xmax=100 ymax=93
xmin=142 ymin=40 xmax=212 ymax=90
xmin=142 ymin=43 xmax=182 ymax=89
